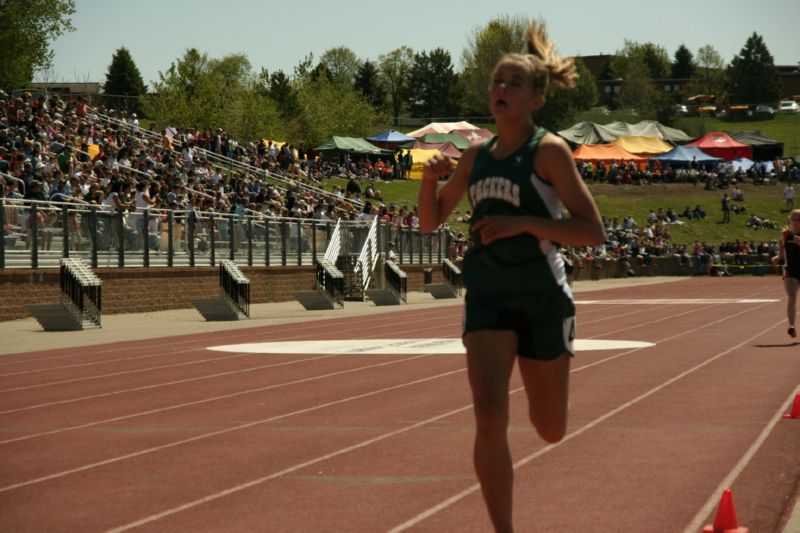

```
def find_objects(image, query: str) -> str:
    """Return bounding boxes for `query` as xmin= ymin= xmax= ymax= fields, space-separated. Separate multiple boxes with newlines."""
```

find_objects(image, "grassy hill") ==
xmin=364 ymin=111 xmax=798 ymax=242
xmin=325 ymin=178 xmax=792 ymax=246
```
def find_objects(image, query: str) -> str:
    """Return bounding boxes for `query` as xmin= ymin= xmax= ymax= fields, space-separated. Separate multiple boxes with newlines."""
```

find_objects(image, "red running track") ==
xmin=0 ymin=277 xmax=799 ymax=532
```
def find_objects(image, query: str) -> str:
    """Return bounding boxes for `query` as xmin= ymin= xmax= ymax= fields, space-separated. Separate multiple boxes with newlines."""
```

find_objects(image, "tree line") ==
xmin=1 ymin=2 xmax=786 ymax=147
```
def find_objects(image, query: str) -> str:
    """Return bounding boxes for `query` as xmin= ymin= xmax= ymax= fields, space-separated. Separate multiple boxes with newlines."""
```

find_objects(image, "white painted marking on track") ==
xmin=207 ymin=339 xmax=654 ymax=354
xmin=577 ymin=298 xmax=778 ymax=305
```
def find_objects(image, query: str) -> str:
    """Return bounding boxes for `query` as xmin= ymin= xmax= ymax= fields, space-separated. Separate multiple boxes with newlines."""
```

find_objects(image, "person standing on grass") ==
xmin=772 ymin=209 xmax=800 ymax=339
xmin=721 ymin=192 xmax=731 ymax=223
xmin=417 ymin=18 xmax=604 ymax=532
xmin=784 ymin=182 xmax=795 ymax=211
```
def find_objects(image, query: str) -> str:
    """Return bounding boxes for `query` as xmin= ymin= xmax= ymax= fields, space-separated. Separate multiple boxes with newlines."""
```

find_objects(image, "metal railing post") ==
xmin=30 ymin=204 xmax=39 ymax=269
xmin=142 ymin=209 xmax=150 ymax=268
xmin=116 ymin=210 xmax=124 ymax=268
xmin=0 ymin=199 xmax=5 ymax=269
xmin=228 ymin=214 xmax=235 ymax=262
xmin=247 ymin=217 xmax=253 ymax=267
xmin=89 ymin=207 xmax=98 ymax=268
xmin=167 ymin=210 xmax=174 ymax=267
xmin=209 ymin=214 xmax=216 ymax=267
xmin=61 ymin=205 xmax=70 ymax=258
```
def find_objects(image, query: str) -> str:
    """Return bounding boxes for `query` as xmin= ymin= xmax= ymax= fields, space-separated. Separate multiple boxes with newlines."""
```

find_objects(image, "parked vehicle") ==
xmin=753 ymin=104 xmax=775 ymax=117
xmin=674 ymin=104 xmax=689 ymax=116
xmin=726 ymin=105 xmax=752 ymax=119
xmin=778 ymin=100 xmax=800 ymax=114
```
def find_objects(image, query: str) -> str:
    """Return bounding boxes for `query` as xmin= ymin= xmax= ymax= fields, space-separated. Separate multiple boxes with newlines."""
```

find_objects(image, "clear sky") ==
xmin=49 ymin=0 xmax=800 ymax=87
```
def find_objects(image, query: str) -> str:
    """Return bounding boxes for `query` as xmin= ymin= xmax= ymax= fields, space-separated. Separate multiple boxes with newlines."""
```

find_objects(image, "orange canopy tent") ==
xmin=573 ymin=144 xmax=647 ymax=171
xmin=573 ymin=144 xmax=646 ymax=162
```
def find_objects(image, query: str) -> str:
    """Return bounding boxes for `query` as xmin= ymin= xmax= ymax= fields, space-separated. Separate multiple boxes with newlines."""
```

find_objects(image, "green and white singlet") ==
xmin=464 ymin=127 xmax=570 ymax=297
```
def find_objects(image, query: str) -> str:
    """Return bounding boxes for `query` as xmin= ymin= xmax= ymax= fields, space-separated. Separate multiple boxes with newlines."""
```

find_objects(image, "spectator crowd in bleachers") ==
xmin=0 ymin=89 xmax=797 ymax=273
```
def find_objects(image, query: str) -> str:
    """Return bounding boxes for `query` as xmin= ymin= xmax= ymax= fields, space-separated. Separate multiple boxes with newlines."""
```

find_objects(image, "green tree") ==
xmin=726 ymin=32 xmax=781 ymax=104
xmin=689 ymin=44 xmax=726 ymax=98
xmin=407 ymin=48 xmax=461 ymax=119
xmin=354 ymin=59 xmax=386 ymax=111
xmin=0 ymin=0 xmax=76 ymax=90
xmin=377 ymin=46 xmax=414 ymax=124
xmin=260 ymin=68 xmax=299 ymax=120
xmin=610 ymin=40 xmax=671 ymax=80
xmin=144 ymin=49 xmax=283 ymax=141
xmin=618 ymin=57 xmax=657 ymax=112
xmin=290 ymin=75 xmax=387 ymax=146
xmin=460 ymin=15 xmax=528 ymax=116
xmin=671 ymin=44 xmax=695 ymax=79
xmin=536 ymin=58 xmax=598 ymax=131
xmin=319 ymin=46 xmax=361 ymax=89
xmin=103 ymin=47 xmax=147 ymax=114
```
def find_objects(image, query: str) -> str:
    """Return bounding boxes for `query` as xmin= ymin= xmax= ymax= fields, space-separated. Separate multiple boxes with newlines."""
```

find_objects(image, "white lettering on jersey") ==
xmin=469 ymin=176 xmax=520 ymax=208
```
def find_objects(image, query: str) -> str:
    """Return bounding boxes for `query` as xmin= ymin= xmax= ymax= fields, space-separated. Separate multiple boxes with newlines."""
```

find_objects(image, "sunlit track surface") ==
xmin=0 ymin=277 xmax=798 ymax=532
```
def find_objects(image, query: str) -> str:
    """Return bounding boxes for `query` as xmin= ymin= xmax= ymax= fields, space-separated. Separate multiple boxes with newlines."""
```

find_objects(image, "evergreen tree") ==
xmin=0 ymin=0 xmax=75 ymax=90
xmin=671 ymin=44 xmax=695 ymax=79
xmin=407 ymin=48 xmax=461 ymax=119
xmin=354 ymin=59 xmax=386 ymax=111
xmin=726 ymin=32 xmax=781 ymax=104
xmin=261 ymin=69 xmax=299 ymax=120
xmin=103 ymin=47 xmax=147 ymax=113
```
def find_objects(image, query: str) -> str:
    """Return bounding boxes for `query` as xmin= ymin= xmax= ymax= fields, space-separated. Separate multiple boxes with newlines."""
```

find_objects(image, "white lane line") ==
xmin=108 ymin=301 xmax=775 ymax=531
xmin=0 ymin=361 xmax=460 ymax=493
xmin=0 ymin=310 xmax=457 ymax=385
xmin=0 ymin=352 xmax=253 ymax=393
xmin=0 ymin=354 xmax=336 ymax=419
xmin=389 ymin=318 xmax=782 ymax=532
xmin=683 ymin=384 xmax=800 ymax=533
xmin=0 ymin=305 xmax=462 ymax=367
xmin=0 ymin=353 xmax=433 ymax=445
xmin=578 ymin=298 xmax=778 ymax=305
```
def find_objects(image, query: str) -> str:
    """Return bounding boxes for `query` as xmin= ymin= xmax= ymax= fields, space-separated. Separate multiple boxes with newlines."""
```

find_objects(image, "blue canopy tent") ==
xmin=730 ymin=157 xmax=755 ymax=172
xmin=649 ymin=145 xmax=722 ymax=169
xmin=365 ymin=129 xmax=416 ymax=149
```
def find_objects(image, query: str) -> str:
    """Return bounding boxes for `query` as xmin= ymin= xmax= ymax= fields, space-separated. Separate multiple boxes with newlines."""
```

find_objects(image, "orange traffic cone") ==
xmin=784 ymin=394 xmax=800 ymax=419
xmin=702 ymin=489 xmax=749 ymax=532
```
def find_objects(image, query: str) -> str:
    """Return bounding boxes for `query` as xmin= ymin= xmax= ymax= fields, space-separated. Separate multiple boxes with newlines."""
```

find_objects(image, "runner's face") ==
xmin=489 ymin=61 xmax=542 ymax=118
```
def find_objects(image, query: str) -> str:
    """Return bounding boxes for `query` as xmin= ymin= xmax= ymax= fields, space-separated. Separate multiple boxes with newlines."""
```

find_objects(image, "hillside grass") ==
xmin=324 ymin=177 xmax=792 ymax=245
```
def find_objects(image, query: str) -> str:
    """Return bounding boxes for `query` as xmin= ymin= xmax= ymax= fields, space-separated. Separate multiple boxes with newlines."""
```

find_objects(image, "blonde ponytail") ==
xmin=522 ymin=19 xmax=578 ymax=93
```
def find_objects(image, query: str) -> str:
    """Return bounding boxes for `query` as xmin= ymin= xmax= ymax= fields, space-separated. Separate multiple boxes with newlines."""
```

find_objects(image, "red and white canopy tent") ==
xmin=685 ymin=132 xmax=752 ymax=161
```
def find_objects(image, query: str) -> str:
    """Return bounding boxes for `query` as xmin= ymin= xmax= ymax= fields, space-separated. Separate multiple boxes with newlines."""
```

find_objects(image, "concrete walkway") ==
xmin=2 ymin=277 xmax=682 ymax=356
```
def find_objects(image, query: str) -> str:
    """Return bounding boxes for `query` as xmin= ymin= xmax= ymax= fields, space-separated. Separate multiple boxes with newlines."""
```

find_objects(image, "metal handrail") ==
xmin=323 ymin=218 xmax=342 ymax=263
xmin=354 ymin=216 xmax=380 ymax=291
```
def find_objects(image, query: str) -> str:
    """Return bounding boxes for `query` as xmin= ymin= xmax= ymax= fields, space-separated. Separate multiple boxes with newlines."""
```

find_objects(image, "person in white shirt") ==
xmin=785 ymin=184 xmax=795 ymax=210
xmin=134 ymin=180 xmax=158 ymax=248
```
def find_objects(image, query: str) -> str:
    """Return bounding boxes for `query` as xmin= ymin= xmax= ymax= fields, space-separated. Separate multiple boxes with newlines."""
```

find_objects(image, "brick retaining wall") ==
xmin=0 ymin=263 xmax=448 ymax=322
xmin=1 ymin=257 xmax=776 ymax=322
